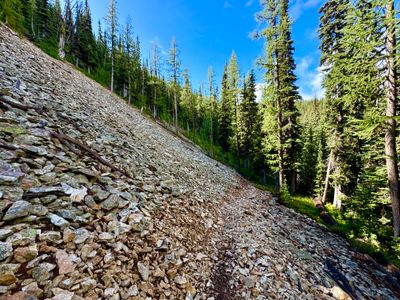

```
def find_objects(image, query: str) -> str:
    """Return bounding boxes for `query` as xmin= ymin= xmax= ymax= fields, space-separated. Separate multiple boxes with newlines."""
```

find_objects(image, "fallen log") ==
xmin=0 ymin=92 xmax=45 ymax=113
xmin=0 ymin=92 xmax=133 ymax=181
xmin=313 ymin=197 xmax=336 ymax=226
xmin=49 ymin=131 xmax=134 ymax=180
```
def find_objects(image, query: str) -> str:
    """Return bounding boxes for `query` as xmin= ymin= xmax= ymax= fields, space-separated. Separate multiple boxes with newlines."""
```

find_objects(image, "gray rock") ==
xmin=31 ymin=204 xmax=48 ymax=216
xmin=101 ymin=194 xmax=121 ymax=210
xmin=98 ymin=232 xmax=114 ymax=240
xmin=48 ymin=213 xmax=70 ymax=228
xmin=3 ymin=200 xmax=33 ymax=221
xmin=80 ymin=278 xmax=96 ymax=292
xmin=84 ymin=195 xmax=97 ymax=209
xmin=56 ymin=209 xmax=76 ymax=221
xmin=0 ymin=241 xmax=13 ymax=261
xmin=39 ymin=231 xmax=62 ymax=243
xmin=0 ymin=228 xmax=13 ymax=240
xmin=137 ymin=262 xmax=149 ymax=281
xmin=32 ymin=262 xmax=55 ymax=282
xmin=92 ymin=187 xmax=110 ymax=201
xmin=6 ymin=228 xmax=37 ymax=247
xmin=74 ymin=228 xmax=91 ymax=244
xmin=0 ymin=162 xmax=24 ymax=186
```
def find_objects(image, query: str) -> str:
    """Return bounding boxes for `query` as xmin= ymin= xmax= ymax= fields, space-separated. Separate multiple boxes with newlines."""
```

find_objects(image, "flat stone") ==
xmin=74 ymin=228 xmax=91 ymax=244
xmin=0 ymin=270 xmax=17 ymax=285
xmin=80 ymin=278 xmax=96 ymax=292
xmin=3 ymin=200 xmax=33 ymax=221
xmin=48 ymin=213 xmax=70 ymax=228
xmin=51 ymin=288 xmax=74 ymax=300
xmin=31 ymin=204 xmax=48 ymax=216
xmin=6 ymin=228 xmax=37 ymax=247
xmin=127 ymin=285 xmax=138 ymax=296
xmin=55 ymin=250 xmax=75 ymax=274
xmin=0 ymin=241 xmax=13 ymax=261
xmin=101 ymin=194 xmax=121 ymax=210
xmin=137 ymin=262 xmax=149 ymax=281
xmin=174 ymin=275 xmax=187 ymax=285
xmin=13 ymin=244 xmax=38 ymax=263
xmin=63 ymin=228 xmax=75 ymax=243
xmin=40 ymin=231 xmax=62 ymax=243
xmin=32 ymin=262 xmax=55 ymax=282
xmin=0 ymin=228 xmax=13 ymax=240
xmin=99 ymin=232 xmax=114 ymax=240
xmin=24 ymin=186 xmax=66 ymax=200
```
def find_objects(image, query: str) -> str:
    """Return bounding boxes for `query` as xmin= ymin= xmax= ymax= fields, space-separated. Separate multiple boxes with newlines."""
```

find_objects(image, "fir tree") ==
xmin=168 ymin=37 xmax=181 ymax=128
xmin=0 ymin=0 xmax=24 ymax=32
xmin=106 ymin=0 xmax=117 ymax=92
xmin=218 ymin=64 xmax=233 ymax=152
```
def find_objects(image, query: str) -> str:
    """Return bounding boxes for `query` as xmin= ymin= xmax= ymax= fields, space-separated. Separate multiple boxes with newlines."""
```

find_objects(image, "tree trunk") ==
xmin=31 ymin=14 xmax=35 ymax=37
xmin=322 ymin=151 xmax=333 ymax=203
xmin=111 ymin=53 xmax=114 ymax=93
xmin=174 ymin=92 xmax=178 ymax=128
xmin=210 ymin=102 xmax=214 ymax=158
xmin=153 ymin=85 xmax=157 ymax=119
xmin=128 ymin=69 xmax=132 ymax=105
xmin=385 ymin=0 xmax=400 ymax=237
xmin=58 ymin=31 xmax=65 ymax=60
xmin=333 ymin=184 xmax=342 ymax=210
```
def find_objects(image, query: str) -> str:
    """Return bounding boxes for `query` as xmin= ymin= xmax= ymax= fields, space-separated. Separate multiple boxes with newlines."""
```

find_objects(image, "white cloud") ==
xmin=255 ymin=83 xmax=266 ymax=103
xmin=289 ymin=0 xmax=324 ymax=21
xmin=224 ymin=1 xmax=233 ymax=9
xmin=305 ymin=27 xmax=318 ymax=40
xmin=296 ymin=56 xmax=325 ymax=100
xmin=245 ymin=0 xmax=255 ymax=7
xmin=304 ymin=0 xmax=323 ymax=8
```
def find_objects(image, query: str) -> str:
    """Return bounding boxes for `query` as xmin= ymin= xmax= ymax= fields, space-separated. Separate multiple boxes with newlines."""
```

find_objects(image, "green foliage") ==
xmin=0 ymin=0 xmax=24 ymax=32
xmin=5 ymin=0 xmax=400 ymax=262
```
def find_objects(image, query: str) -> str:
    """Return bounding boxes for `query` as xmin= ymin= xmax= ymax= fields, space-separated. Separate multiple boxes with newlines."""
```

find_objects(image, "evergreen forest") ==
xmin=1 ymin=0 xmax=400 ymax=266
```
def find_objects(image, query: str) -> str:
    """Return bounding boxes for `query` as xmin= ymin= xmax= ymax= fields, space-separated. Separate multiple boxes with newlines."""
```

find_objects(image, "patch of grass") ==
xmin=253 ymin=183 xmax=400 ymax=269
xmin=280 ymin=193 xmax=321 ymax=222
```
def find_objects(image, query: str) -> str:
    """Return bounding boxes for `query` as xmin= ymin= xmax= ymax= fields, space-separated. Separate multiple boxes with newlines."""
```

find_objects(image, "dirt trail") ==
xmin=208 ymin=178 xmax=400 ymax=300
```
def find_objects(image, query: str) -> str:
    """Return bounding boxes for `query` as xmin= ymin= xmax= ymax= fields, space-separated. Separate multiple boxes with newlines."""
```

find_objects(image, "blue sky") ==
xmin=85 ymin=0 xmax=324 ymax=100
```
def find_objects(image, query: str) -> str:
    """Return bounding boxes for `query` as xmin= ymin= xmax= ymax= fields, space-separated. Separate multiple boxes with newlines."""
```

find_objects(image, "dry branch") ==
xmin=0 ymin=92 xmax=132 ymax=180
xmin=49 ymin=131 xmax=133 ymax=180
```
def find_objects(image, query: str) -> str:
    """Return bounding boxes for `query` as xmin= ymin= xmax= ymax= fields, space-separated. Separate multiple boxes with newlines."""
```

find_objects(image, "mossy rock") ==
xmin=0 ymin=88 xmax=11 ymax=96
xmin=0 ymin=123 xmax=27 ymax=136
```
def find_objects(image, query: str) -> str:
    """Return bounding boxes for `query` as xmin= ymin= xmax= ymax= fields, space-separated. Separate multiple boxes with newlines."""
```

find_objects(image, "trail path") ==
xmin=208 ymin=178 xmax=400 ymax=300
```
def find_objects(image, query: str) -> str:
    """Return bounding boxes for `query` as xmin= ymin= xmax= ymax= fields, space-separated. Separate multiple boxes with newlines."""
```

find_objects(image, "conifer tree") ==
xmin=319 ymin=0 xmax=350 ymax=208
xmin=106 ymin=0 xmax=117 ymax=92
xmin=257 ymin=0 xmax=300 ymax=193
xmin=219 ymin=64 xmax=233 ymax=152
xmin=27 ymin=0 xmax=36 ymax=36
xmin=228 ymin=51 xmax=240 ymax=156
xmin=208 ymin=66 xmax=216 ymax=152
xmin=0 ymin=0 xmax=24 ymax=32
xmin=239 ymin=70 xmax=262 ymax=168
xmin=384 ymin=0 xmax=400 ymax=237
xmin=168 ymin=37 xmax=181 ymax=128
xmin=123 ymin=17 xmax=134 ymax=104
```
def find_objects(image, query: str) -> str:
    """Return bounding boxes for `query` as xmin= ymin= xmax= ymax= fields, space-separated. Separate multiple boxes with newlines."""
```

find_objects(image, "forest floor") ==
xmin=207 ymin=177 xmax=400 ymax=299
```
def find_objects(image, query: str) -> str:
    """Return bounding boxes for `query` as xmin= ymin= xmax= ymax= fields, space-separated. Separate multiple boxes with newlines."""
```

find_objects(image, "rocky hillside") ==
xmin=0 ymin=25 xmax=237 ymax=299
xmin=0 ymin=25 xmax=400 ymax=300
